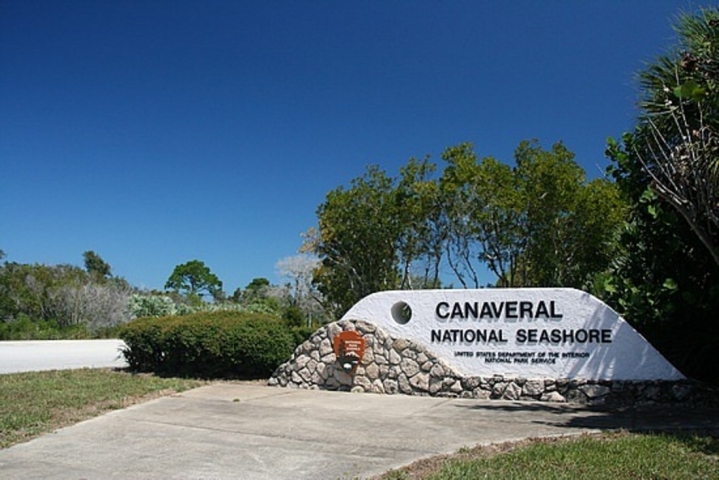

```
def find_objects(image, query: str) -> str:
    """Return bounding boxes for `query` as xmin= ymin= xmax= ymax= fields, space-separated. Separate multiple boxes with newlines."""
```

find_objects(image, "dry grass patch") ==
xmin=0 ymin=368 xmax=206 ymax=448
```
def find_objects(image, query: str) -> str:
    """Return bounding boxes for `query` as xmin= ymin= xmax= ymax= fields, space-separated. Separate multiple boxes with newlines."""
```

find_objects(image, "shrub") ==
xmin=0 ymin=315 xmax=86 ymax=340
xmin=118 ymin=311 xmax=295 ymax=379
xmin=128 ymin=294 xmax=178 ymax=318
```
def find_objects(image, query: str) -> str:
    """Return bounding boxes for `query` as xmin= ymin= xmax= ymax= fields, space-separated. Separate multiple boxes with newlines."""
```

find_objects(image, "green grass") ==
xmin=0 ymin=368 xmax=205 ymax=448
xmin=381 ymin=431 xmax=719 ymax=480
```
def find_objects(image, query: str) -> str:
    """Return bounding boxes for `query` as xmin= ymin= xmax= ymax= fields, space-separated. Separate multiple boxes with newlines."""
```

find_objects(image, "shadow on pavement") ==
xmin=450 ymin=401 xmax=719 ymax=432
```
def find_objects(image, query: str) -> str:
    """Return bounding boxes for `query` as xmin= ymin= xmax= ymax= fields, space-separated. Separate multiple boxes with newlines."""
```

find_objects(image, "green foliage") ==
xmin=83 ymin=250 xmax=112 ymax=281
xmin=245 ymin=277 xmax=270 ymax=292
xmin=601 ymin=8 xmax=719 ymax=382
xmin=604 ymin=134 xmax=719 ymax=382
xmin=311 ymin=140 xmax=625 ymax=315
xmin=164 ymin=259 xmax=223 ymax=301
xmin=0 ymin=261 xmax=132 ymax=333
xmin=632 ymin=7 xmax=719 ymax=265
xmin=390 ymin=432 xmax=719 ymax=480
xmin=442 ymin=140 xmax=626 ymax=288
xmin=119 ymin=311 xmax=296 ymax=379
xmin=0 ymin=314 xmax=91 ymax=340
xmin=314 ymin=165 xmax=403 ymax=316
xmin=128 ymin=294 xmax=185 ymax=318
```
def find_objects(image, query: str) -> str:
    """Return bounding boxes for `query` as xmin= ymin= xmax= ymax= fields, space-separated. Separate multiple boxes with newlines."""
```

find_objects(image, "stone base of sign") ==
xmin=269 ymin=320 xmax=716 ymax=407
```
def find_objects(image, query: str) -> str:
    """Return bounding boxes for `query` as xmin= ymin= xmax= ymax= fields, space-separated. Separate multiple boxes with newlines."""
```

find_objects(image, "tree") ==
xmin=0 ymin=260 xmax=131 ymax=331
xmin=441 ymin=144 xmax=524 ymax=287
xmin=165 ymin=260 xmax=222 ymax=301
xmin=309 ymin=141 xmax=624 ymax=317
xmin=630 ymin=7 xmax=719 ymax=265
xmin=276 ymin=254 xmax=325 ymax=324
xmin=312 ymin=165 xmax=402 ymax=316
xmin=395 ymin=157 xmax=446 ymax=289
xmin=439 ymin=141 xmax=625 ymax=288
xmin=602 ymin=7 xmax=719 ymax=382
xmin=514 ymin=141 xmax=625 ymax=287
xmin=83 ymin=251 xmax=112 ymax=280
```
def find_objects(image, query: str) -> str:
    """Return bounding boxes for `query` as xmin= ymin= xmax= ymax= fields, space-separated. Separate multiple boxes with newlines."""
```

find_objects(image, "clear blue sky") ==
xmin=0 ymin=1 xmax=700 ymax=293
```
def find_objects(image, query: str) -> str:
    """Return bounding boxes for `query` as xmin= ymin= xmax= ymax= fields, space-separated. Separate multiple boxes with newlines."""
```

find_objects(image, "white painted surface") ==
xmin=0 ymin=339 xmax=127 ymax=374
xmin=341 ymin=288 xmax=685 ymax=381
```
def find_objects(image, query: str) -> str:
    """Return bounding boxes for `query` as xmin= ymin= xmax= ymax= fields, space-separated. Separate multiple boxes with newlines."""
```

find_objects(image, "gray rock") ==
xmin=365 ymin=363 xmax=380 ymax=381
xmin=370 ymin=379 xmax=385 ymax=394
xmin=353 ymin=375 xmax=371 ymax=391
xmin=580 ymin=384 xmax=611 ymax=399
xmin=449 ymin=380 xmax=463 ymax=393
xmin=334 ymin=369 xmax=353 ymax=387
xmin=356 ymin=321 xmax=376 ymax=334
xmin=327 ymin=322 xmax=342 ymax=339
xmin=502 ymin=382 xmax=522 ymax=401
xmin=429 ymin=377 xmax=443 ymax=395
xmin=400 ymin=358 xmax=420 ymax=377
xmin=388 ymin=349 xmax=402 ymax=365
xmin=409 ymin=372 xmax=430 ymax=392
xmin=463 ymin=377 xmax=481 ymax=390
xmin=473 ymin=387 xmax=491 ymax=400
xmin=491 ymin=381 xmax=507 ymax=398
xmin=540 ymin=391 xmax=566 ymax=403
xmin=642 ymin=385 xmax=662 ymax=403
xmin=672 ymin=383 xmax=693 ymax=402
xmin=317 ymin=362 xmax=328 ymax=380
xmin=337 ymin=319 xmax=353 ymax=330
xmin=298 ymin=367 xmax=312 ymax=383
xmin=429 ymin=363 xmax=446 ymax=379
xmin=403 ymin=349 xmax=417 ymax=361
xmin=383 ymin=379 xmax=399 ymax=394
xmin=319 ymin=338 xmax=333 ymax=356
xmin=522 ymin=379 xmax=544 ymax=397
xmin=398 ymin=374 xmax=412 ymax=394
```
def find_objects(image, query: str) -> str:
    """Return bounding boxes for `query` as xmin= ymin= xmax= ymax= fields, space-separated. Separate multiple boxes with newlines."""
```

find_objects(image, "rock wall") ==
xmin=269 ymin=320 xmax=715 ymax=407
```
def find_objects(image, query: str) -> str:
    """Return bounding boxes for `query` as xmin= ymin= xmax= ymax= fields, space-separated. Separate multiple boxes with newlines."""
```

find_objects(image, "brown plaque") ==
xmin=333 ymin=330 xmax=366 ymax=374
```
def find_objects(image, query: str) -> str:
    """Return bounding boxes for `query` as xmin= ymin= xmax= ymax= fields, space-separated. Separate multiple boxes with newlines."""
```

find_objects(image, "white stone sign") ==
xmin=341 ymin=288 xmax=684 ymax=381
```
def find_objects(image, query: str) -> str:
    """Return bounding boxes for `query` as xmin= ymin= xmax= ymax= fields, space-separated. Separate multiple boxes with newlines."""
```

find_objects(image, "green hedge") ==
xmin=118 ymin=311 xmax=296 ymax=379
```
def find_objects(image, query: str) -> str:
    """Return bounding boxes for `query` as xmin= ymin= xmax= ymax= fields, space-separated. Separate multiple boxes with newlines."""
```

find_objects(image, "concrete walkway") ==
xmin=1 ymin=384 xmax=717 ymax=479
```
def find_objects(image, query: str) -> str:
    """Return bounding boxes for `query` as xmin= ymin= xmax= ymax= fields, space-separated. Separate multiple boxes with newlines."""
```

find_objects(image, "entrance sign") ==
xmin=340 ymin=288 xmax=684 ymax=381
xmin=333 ymin=330 xmax=366 ymax=374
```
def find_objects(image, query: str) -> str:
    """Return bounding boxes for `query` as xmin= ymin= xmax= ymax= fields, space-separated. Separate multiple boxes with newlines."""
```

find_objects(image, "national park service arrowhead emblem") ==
xmin=333 ymin=330 xmax=366 ymax=374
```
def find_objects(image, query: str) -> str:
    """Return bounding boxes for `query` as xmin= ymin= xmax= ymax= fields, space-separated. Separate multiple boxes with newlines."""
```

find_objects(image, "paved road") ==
xmin=1 ymin=383 xmax=717 ymax=480
xmin=0 ymin=339 xmax=127 ymax=374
